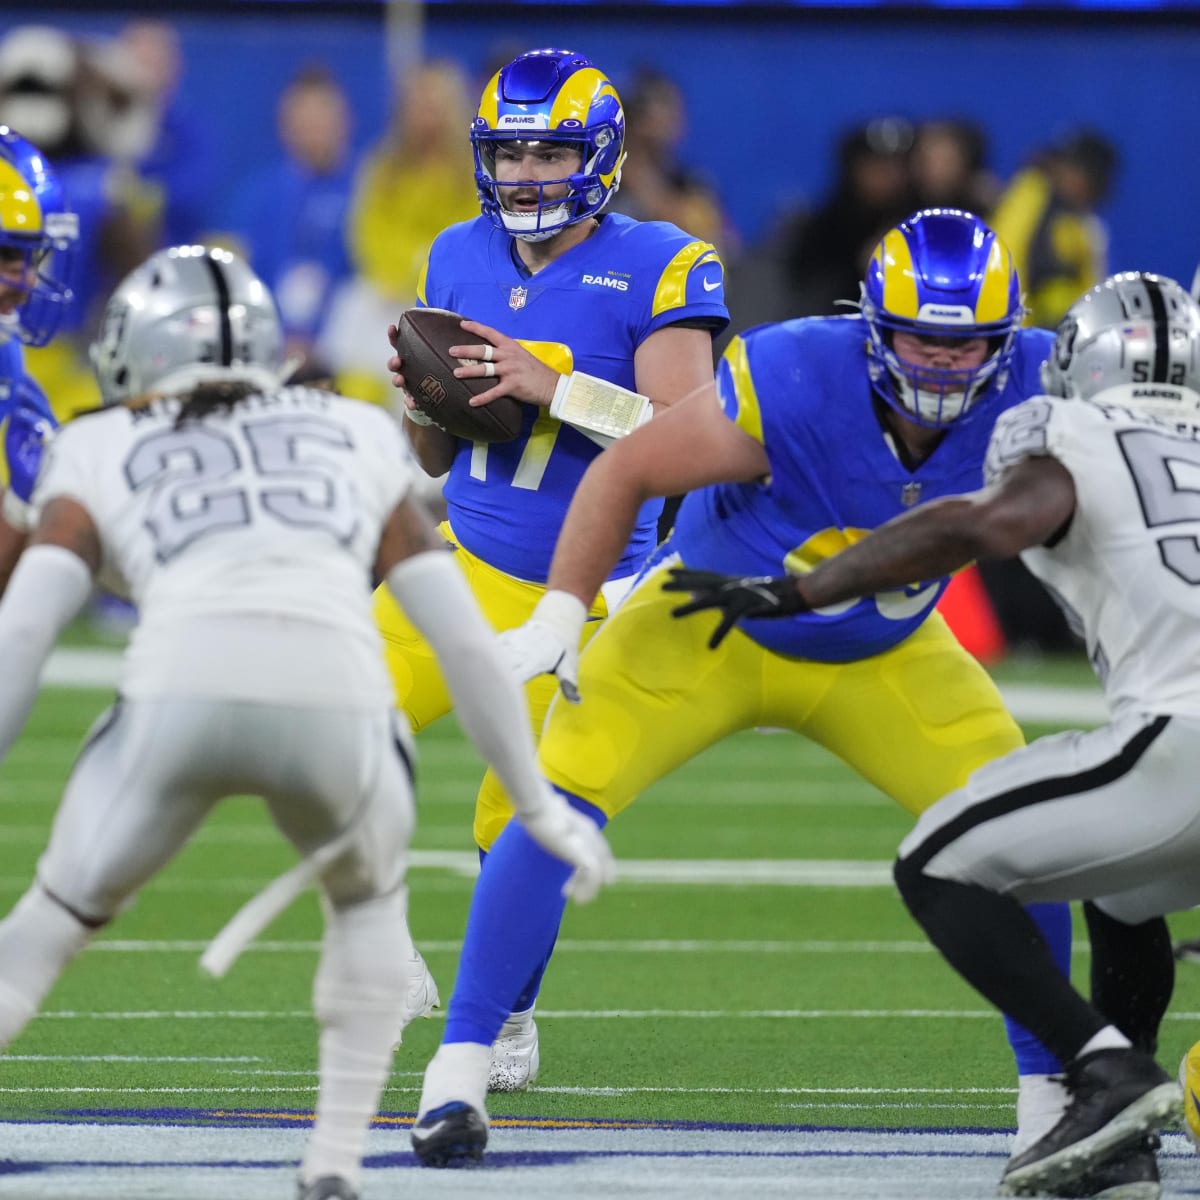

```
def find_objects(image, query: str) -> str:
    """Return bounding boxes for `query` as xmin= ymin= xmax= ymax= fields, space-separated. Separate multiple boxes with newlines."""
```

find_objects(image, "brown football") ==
xmin=393 ymin=307 xmax=524 ymax=443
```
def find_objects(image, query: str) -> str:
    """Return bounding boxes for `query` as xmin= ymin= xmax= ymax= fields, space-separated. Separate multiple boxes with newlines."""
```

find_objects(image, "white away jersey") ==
xmin=35 ymin=386 xmax=415 ymax=707
xmin=985 ymin=389 xmax=1200 ymax=719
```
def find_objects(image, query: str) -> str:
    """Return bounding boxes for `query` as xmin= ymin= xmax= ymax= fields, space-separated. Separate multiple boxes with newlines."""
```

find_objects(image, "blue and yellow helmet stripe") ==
xmin=0 ymin=158 xmax=44 ymax=235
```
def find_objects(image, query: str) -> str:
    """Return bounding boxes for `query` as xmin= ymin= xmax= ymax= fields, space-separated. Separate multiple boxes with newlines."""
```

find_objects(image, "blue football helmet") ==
xmin=861 ymin=208 xmax=1024 ymax=427
xmin=0 ymin=125 xmax=78 ymax=347
xmin=471 ymin=48 xmax=625 ymax=243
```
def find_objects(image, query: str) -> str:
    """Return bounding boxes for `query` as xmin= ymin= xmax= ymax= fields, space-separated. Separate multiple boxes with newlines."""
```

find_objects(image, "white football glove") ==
xmin=518 ymin=788 xmax=616 ymax=904
xmin=499 ymin=589 xmax=589 ymax=702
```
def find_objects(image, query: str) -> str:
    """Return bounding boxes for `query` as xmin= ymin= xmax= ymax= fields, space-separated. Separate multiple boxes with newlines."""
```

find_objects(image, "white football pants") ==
xmin=899 ymin=709 xmax=1200 ymax=924
xmin=36 ymin=695 xmax=416 ymax=919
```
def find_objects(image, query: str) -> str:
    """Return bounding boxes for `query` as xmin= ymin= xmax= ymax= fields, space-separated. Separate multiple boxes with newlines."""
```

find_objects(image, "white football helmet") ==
xmin=90 ymin=245 xmax=284 ymax=405
xmin=1040 ymin=271 xmax=1200 ymax=416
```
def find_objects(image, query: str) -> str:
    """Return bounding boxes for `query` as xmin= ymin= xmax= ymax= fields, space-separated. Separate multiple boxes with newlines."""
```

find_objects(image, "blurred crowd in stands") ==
xmin=0 ymin=19 xmax=1123 ymax=654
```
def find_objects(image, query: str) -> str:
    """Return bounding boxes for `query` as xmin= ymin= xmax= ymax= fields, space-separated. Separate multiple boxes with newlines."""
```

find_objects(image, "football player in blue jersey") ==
xmin=377 ymin=47 xmax=729 ymax=1089
xmin=0 ymin=125 xmax=77 ymax=593
xmin=410 ymin=208 xmax=1083 ymax=1179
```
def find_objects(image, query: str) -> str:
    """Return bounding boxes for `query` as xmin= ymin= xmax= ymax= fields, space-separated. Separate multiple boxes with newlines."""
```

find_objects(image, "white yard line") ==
xmin=43 ymin=648 xmax=1107 ymax=725
xmin=82 ymin=937 xmax=942 ymax=953
xmin=31 ymin=1006 xmax=1200 ymax=1021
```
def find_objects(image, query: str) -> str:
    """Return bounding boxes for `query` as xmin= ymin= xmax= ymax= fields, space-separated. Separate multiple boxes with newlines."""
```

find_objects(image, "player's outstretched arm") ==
xmin=498 ymin=384 xmax=769 ymax=694
xmin=665 ymin=456 xmax=1078 ymax=647
xmin=375 ymin=499 xmax=615 ymax=900
xmin=0 ymin=497 xmax=98 ymax=759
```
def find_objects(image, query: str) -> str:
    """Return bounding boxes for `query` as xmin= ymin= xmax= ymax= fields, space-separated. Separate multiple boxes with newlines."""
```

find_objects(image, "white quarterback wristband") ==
xmin=550 ymin=371 xmax=652 ymax=442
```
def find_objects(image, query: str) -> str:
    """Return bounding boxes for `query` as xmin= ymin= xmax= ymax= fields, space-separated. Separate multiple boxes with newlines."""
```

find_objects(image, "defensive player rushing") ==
xmin=411 ymin=208 xmax=1080 ymax=1175
xmin=0 ymin=245 xmax=613 ymax=1200
xmin=668 ymin=270 xmax=1200 ymax=1198
xmin=0 ymin=125 xmax=77 ymax=592
xmin=379 ymin=47 xmax=728 ymax=1089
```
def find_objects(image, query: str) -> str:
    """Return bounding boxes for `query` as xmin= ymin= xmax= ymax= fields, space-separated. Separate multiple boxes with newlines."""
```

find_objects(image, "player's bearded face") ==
xmin=492 ymin=140 xmax=585 ymax=213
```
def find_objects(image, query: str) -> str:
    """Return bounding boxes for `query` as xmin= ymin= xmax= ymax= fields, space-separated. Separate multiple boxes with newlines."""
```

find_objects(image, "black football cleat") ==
xmin=296 ymin=1175 xmax=358 ymax=1200
xmin=998 ymin=1049 xmax=1179 ymax=1197
xmin=1055 ymin=1134 xmax=1160 ymax=1200
xmin=411 ymin=1100 xmax=488 ymax=1168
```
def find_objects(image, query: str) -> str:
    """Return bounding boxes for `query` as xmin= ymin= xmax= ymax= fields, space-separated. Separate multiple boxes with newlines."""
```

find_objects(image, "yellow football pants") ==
xmin=372 ymin=523 xmax=608 ymax=849
xmin=539 ymin=563 xmax=1025 ymax=820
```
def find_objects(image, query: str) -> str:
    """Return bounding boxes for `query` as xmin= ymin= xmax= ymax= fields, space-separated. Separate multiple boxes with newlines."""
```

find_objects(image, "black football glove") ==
xmin=662 ymin=567 xmax=810 ymax=649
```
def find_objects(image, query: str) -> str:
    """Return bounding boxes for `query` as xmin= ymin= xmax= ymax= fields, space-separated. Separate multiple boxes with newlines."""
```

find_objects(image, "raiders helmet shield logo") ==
xmin=900 ymin=481 xmax=922 ymax=507
xmin=508 ymin=286 xmax=528 ymax=311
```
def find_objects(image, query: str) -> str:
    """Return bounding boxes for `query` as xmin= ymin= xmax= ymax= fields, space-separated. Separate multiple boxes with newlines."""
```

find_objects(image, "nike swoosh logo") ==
xmin=702 ymin=276 xmax=721 ymax=292
xmin=411 ymin=1119 xmax=446 ymax=1142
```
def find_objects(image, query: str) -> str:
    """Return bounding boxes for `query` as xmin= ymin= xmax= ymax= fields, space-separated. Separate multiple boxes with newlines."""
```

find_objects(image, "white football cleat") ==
xmin=488 ymin=1007 xmax=540 ymax=1092
xmin=392 ymin=950 xmax=439 ymax=1049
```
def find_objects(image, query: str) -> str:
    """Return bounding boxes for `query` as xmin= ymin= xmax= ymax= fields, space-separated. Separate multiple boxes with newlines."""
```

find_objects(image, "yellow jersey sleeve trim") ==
xmin=724 ymin=336 xmax=764 ymax=445
xmin=416 ymin=258 xmax=429 ymax=306
xmin=651 ymin=240 xmax=721 ymax=318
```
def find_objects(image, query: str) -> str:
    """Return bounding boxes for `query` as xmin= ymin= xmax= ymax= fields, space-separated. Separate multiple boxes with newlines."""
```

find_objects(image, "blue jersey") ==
xmin=668 ymin=316 xmax=1055 ymax=661
xmin=422 ymin=212 xmax=729 ymax=583
xmin=0 ymin=339 xmax=57 ymax=505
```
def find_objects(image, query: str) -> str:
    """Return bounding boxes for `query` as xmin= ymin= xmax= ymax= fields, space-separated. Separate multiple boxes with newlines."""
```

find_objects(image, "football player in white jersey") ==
xmin=665 ymin=271 xmax=1200 ymax=1199
xmin=0 ymin=245 xmax=612 ymax=1200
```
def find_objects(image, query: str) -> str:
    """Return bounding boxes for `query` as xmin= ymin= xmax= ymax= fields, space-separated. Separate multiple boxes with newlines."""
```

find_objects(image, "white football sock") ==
xmin=301 ymin=888 xmax=417 ymax=1189
xmin=418 ymin=1042 xmax=492 ymax=1119
xmin=1012 ymin=1073 xmax=1069 ymax=1156
xmin=1077 ymin=1025 xmax=1133 ymax=1059
xmin=0 ymin=885 xmax=93 ymax=1046
xmin=498 ymin=1005 xmax=536 ymax=1038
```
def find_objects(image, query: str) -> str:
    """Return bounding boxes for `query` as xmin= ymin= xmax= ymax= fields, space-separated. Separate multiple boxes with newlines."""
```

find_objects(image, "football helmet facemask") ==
xmin=0 ymin=125 xmax=78 ymax=347
xmin=472 ymin=48 xmax=625 ymax=243
xmin=1040 ymin=271 xmax=1200 ymax=417
xmin=861 ymin=208 xmax=1024 ymax=428
xmin=90 ymin=245 xmax=285 ymax=405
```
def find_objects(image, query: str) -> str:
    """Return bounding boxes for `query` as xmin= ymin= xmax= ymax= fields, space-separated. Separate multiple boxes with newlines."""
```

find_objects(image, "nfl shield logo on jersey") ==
xmin=508 ymin=286 xmax=528 ymax=312
xmin=900 ymin=482 xmax=922 ymax=507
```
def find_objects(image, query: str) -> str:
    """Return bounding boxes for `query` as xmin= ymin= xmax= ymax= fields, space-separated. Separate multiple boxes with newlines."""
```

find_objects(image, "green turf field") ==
xmin=2 ymin=651 xmax=1199 ymax=1135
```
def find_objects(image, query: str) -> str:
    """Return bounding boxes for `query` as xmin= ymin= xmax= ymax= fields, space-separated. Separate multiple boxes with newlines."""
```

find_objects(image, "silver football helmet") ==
xmin=1040 ymin=272 xmax=1200 ymax=415
xmin=90 ymin=245 xmax=284 ymax=405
